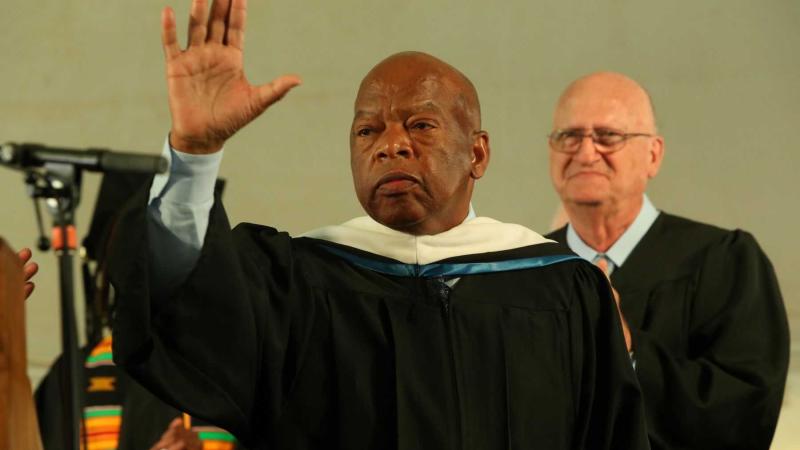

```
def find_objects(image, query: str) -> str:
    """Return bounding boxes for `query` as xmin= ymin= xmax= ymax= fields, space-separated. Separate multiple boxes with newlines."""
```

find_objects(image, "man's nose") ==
xmin=573 ymin=135 xmax=601 ymax=163
xmin=375 ymin=125 xmax=414 ymax=160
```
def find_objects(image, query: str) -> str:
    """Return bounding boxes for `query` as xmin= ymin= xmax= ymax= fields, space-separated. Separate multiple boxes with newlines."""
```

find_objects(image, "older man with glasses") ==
xmin=545 ymin=71 xmax=789 ymax=450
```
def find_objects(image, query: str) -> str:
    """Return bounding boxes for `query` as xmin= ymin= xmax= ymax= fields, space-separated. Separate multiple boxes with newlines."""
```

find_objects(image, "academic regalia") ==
xmin=548 ymin=212 xmax=789 ymax=450
xmin=35 ymin=170 xmax=237 ymax=450
xmin=34 ymin=336 xmax=240 ymax=450
xmin=108 ymin=189 xmax=650 ymax=450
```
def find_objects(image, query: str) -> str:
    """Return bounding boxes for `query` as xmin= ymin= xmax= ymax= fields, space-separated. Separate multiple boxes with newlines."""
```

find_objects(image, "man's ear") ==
xmin=470 ymin=131 xmax=490 ymax=179
xmin=647 ymin=135 xmax=665 ymax=179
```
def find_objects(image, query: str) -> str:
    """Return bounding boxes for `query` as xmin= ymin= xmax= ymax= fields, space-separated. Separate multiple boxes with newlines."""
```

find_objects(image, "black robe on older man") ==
xmin=548 ymin=212 xmax=789 ymax=450
xmin=108 ymin=188 xmax=649 ymax=450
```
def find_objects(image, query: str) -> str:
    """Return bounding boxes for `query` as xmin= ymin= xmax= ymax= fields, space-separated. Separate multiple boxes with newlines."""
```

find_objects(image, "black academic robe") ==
xmin=34 ymin=340 xmax=242 ymax=450
xmin=548 ymin=212 xmax=789 ymax=450
xmin=35 ymin=346 xmax=182 ymax=449
xmin=108 ymin=190 xmax=649 ymax=449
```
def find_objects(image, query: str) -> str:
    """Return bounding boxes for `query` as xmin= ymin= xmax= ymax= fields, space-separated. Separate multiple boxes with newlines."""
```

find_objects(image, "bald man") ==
xmin=106 ymin=1 xmax=649 ymax=449
xmin=545 ymin=72 xmax=789 ymax=450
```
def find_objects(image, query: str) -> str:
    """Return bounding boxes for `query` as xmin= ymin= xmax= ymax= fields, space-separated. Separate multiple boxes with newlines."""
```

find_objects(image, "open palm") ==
xmin=162 ymin=0 xmax=301 ymax=154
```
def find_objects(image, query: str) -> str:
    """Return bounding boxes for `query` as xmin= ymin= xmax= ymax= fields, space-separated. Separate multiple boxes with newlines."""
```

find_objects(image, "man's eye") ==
xmin=356 ymin=128 xmax=373 ymax=137
xmin=595 ymin=129 xmax=624 ymax=145
xmin=595 ymin=129 xmax=621 ymax=138
xmin=410 ymin=122 xmax=433 ymax=131
xmin=559 ymin=130 xmax=582 ymax=143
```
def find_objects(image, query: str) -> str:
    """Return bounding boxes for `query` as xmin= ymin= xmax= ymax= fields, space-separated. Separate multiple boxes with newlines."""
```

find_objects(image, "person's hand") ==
xmin=596 ymin=258 xmax=632 ymax=352
xmin=149 ymin=417 xmax=203 ymax=450
xmin=0 ymin=238 xmax=23 ymax=291
xmin=17 ymin=248 xmax=38 ymax=300
xmin=0 ymin=240 xmax=38 ymax=300
xmin=162 ymin=0 xmax=302 ymax=154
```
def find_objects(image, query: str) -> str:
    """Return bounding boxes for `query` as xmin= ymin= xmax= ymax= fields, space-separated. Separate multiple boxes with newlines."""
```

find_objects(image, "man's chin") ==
xmin=564 ymin=193 xmax=606 ymax=207
xmin=368 ymin=208 xmax=425 ymax=233
xmin=365 ymin=197 xmax=462 ymax=235
xmin=562 ymin=187 xmax=608 ymax=206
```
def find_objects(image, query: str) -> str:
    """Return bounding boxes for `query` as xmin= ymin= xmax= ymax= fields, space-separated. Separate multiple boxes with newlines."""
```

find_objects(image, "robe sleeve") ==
xmin=632 ymin=230 xmax=789 ymax=449
xmin=571 ymin=264 xmax=651 ymax=450
xmin=108 ymin=186 xmax=323 ymax=448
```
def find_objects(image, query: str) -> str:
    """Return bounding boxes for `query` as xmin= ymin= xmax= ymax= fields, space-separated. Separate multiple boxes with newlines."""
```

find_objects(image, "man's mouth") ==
xmin=567 ymin=170 xmax=608 ymax=179
xmin=376 ymin=172 xmax=420 ymax=194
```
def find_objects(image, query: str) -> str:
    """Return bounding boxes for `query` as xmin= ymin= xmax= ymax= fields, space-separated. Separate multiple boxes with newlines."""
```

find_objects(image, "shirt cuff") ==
xmin=149 ymin=136 xmax=224 ymax=205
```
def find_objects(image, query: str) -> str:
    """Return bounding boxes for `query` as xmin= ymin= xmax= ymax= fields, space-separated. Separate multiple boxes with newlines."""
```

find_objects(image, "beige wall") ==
xmin=2 ymin=0 xmax=798 ymax=446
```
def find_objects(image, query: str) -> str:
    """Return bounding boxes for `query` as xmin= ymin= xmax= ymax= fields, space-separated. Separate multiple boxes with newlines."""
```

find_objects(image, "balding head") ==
xmin=548 ymin=71 xmax=664 ymax=218
xmin=349 ymin=51 xmax=490 ymax=235
xmin=554 ymin=71 xmax=658 ymax=134
xmin=357 ymin=52 xmax=482 ymax=131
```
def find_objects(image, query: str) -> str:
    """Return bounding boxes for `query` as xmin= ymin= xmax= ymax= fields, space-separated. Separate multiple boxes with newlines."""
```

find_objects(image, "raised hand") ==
xmin=162 ymin=0 xmax=302 ymax=154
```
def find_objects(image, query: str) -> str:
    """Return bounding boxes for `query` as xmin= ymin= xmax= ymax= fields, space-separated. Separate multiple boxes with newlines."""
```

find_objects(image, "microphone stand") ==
xmin=3 ymin=142 xmax=167 ymax=450
xmin=25 ymin=163 xmax=84 ymax=450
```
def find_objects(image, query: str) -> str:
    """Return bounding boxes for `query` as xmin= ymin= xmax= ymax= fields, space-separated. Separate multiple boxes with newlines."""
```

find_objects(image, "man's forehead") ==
xmin=352 ymin=52 xmax=480 ymax=129
xmin=354 ymin=100 xmax=443 ymax=118
xmin=555 ymin=95 xmax=632 ymax=126
xmin=554 ymin=72 xmax=655 ymax=129
xmin=358 ymin=71 xmax=449 ymax=96
xmin=354 ymin=75 xmax=453 ymax=112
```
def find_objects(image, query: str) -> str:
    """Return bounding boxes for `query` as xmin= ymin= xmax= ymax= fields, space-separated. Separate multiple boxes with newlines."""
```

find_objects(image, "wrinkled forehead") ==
xmin=554 ymin=94 xmax=634 ymax=128
xmin=354 ymin=72 xmax=456 ymax=113
xmin=553 ymin=80 xmax=655 ymax=131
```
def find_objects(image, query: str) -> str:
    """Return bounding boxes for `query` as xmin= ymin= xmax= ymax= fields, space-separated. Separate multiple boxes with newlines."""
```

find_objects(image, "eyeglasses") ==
xmin=548 ymin=128 xmax=653 ymax=154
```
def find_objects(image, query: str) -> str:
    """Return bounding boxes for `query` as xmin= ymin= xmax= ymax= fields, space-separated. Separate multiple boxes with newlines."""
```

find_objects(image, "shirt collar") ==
xmin=566 ymin=195 xmax=660 ymax=271
xmin=466 ymin=203 xmax=477 ymax=221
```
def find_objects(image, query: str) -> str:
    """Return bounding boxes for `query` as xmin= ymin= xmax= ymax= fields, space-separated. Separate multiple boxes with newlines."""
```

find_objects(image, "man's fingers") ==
xmin=256 ymin=75 xmax=302 ymax=110
xmin=188 ymin=0 xmax=210 ymax=47
xmin=162 ymin=418 xmax=183 ymax=441
xmin=226 ymin=0 xmax=247 ymax=49
xmin=17 ymin=248 xmax=38 ymax=300
xmin=150 ymin=439 xmax=184 ymax=450
xmin=161 ymin=7 xmax=181 ymax=59
xmin=23 ymin=261 xmax=38 ymax=281
xmin=17 ymin=248 xmax=32 ymax=264
xmin=206 ymin=0 xmax=231 ymax=44
xmin=167 ymin=417 xmax=183 ymax=432
xmin=149 ymin=418 xmax=184 ymax=450
xmin=148 ymin=435 xmax=172 ymax=450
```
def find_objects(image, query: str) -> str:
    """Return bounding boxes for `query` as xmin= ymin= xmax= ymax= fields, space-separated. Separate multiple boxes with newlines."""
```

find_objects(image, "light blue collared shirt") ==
xmin=565 ymin=195 xmax=660 ymax=274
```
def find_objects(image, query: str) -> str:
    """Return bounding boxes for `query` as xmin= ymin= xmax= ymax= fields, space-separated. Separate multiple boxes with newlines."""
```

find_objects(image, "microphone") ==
xmin=0 ymin=142 xmax=168 ymax=174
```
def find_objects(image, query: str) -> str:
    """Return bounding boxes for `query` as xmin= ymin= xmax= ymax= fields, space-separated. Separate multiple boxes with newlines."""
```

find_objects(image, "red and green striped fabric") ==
xmin=86 ymin=336 xmax=114 ymax=368
xmin=81 ymin=405 xmax=122 ymax=450
xmin=195 ymin=426 xmax=237 ymax=450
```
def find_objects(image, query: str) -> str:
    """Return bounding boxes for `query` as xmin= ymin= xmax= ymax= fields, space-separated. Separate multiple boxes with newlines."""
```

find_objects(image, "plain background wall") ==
xmin=2 ymin=0 xmax=798 ymax=446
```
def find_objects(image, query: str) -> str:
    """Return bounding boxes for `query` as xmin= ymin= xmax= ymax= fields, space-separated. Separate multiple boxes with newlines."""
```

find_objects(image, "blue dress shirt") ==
xmin=565 ymin=196 xmax=660 ymax=274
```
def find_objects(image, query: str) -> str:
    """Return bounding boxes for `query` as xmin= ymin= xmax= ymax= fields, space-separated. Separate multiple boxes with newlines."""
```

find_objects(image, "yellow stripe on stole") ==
xmin=202 ymin=442 xmax=235 ymax=450
xmin=87 ymin=376 xmax=116 ymax=392
xmin=85 ymin=439 xmax=119 ymax=450
xmin=84 ymin=416 xmax=122 ymax=427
